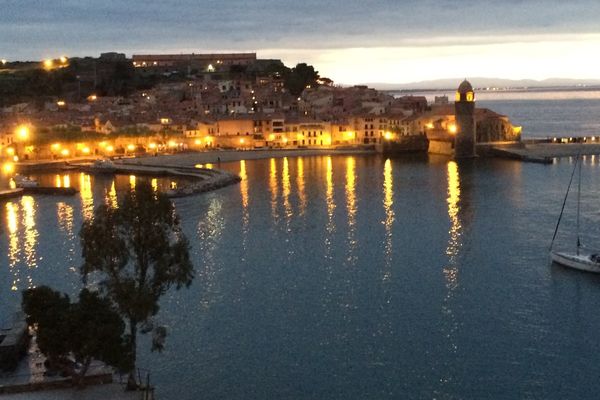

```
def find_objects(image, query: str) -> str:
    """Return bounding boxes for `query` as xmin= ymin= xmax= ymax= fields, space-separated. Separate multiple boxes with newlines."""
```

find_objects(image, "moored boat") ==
xmin=550 ymin=251 xmax=600 ymax=273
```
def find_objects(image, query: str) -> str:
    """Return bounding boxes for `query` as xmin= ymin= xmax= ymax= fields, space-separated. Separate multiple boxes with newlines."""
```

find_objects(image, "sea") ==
xmin=2 ymin=89 xmax=600 ymax=399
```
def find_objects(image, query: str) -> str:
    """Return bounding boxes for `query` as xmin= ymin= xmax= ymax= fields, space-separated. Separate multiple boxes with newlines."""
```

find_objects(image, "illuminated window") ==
xmin=466 ymin=92 xmax=474 ymax=102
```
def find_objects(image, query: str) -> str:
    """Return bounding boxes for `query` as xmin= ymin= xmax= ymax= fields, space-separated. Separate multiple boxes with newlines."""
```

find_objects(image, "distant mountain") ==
xmin=361 ymin=78 xmax=600 ymax=91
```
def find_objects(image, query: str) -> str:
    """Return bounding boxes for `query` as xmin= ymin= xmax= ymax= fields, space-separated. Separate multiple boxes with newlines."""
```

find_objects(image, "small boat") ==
xmin=550 ymin=251 xmax=600 ymax=273
xmin=13 ymin=174 xmax=39 ymax=188
xmin=549 ymin=152 xmax=600 ymax=273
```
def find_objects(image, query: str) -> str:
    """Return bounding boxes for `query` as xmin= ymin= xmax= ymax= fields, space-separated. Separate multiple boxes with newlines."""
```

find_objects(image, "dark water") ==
xmin=3 ymin=155 xmax=600 ymax=399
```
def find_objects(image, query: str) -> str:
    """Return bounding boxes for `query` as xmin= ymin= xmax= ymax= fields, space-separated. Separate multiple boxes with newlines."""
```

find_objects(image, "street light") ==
xmin=16 ymin=125 xmax=30 ymax=141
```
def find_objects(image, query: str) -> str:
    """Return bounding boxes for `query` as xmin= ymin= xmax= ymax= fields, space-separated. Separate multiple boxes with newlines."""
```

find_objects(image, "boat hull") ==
xmin=550 ymin=251 xmax=600 ymax=273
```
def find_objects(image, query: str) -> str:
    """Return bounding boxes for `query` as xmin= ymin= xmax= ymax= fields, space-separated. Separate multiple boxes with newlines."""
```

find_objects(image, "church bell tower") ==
xmin=454 ymin=79 xmax=476 ymax=158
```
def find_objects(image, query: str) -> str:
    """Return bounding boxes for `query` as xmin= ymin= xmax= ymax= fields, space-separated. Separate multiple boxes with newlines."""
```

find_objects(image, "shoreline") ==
xmin=123 ymin=148 xmax=376 ymax=168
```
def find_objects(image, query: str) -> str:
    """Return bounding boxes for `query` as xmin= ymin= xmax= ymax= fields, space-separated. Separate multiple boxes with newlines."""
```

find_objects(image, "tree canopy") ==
xmin=22 ymin=286 xmax=130 ymax=383
xmin=80 ymin=181 xmax=193 ymax=387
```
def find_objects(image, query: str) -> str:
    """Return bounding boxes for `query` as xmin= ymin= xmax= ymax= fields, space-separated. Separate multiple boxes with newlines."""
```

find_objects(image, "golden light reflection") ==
xmin=21 ymin=195 xmax=39 ymax=287
xmin=239 ymin=160 xmax=249 ymax=257
xmin=239 ymin=160 xmax=248 ymax=210
xmin=129 ymin=175 xmax=136 ymax=189
xmin=151 ymin=178 xmax=158 ymax=192
xmin=446 ymin=161 xmax=462 ymax=268
xmin=106 ymin=180 xmax=118 ymax=209
xmin=57 ymin=202 xmax=74 ymax=237
xmin=441 ymin=160 xmax=462 ymax=379
xmin=79 ymin=173 xmax=93 ymax=220
xmin=297 ymin=157 xmax=306 ymax=215
xmin=62 ymin=174 xmax=71 ymax=188
xmin=345 ymin=157 xmax=357 ymax=262
xmin=269 ymin=158 xmax=279 ymax=220
xmin=324 ymin=156 xmax=336 ymax=258
xmin=6 ymin=202 xmax=20 ymax=291
xmin=382 ymin=159 xmax=395 ymax=281
xmin=282 ymin=157 xmax=292 ymax=220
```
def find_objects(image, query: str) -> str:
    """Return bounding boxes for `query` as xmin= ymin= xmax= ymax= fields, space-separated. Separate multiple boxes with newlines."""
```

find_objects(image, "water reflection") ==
xmin=6 ymin=202 xmax=19 ymax=291
xmin=79 ymin=173 xmax=94 ymax=220
xmin=438 ymin=160 xmax=463 ymax=391
xmin=196 ymin=197 xmax=225 ymax=310
xmin=282 ymin=157 xmax=292 ymax=221
xmin=129 ymin=175 xmax=136 ymax=189
xmin=345 ymin=157 xmax=357 ymax=264
xmin=382 ymin=159 xmax=395 ymax=281
xmin=239 ymin=160 xmax=249 ymax=262
xmin=269 ymin=158 xmax=279 ymax=220
xmin=324 ymin=156 xmax=336 ymax=259
xmin=297 ymin=157 xmax=306 ymax=215
xmin=106 ymin=181 xmax=118 ymax=209
xmin=57 ymin=202 xmax=76 ymax=272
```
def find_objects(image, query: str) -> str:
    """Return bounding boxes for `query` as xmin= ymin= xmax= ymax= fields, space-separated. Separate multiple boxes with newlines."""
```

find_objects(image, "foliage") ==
xmin=284 ymin=63 xmax=320 ymax=96
xmin=80 ymin=181 xmax=194 ymax=385
xmin=22 ymin=286 xmax=130 ymax=383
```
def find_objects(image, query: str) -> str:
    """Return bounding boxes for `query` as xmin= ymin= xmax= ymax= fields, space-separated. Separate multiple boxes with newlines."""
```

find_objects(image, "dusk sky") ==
xmin=2 ymin=0 xmax=600 ymax=84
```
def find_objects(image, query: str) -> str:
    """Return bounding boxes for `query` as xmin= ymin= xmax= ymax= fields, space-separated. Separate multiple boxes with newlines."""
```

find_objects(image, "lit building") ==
xmin=454 ymin=79 xmax=477 ymax=158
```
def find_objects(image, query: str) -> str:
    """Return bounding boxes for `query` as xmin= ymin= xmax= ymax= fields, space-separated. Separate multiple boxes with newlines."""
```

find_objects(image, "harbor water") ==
xmin=3 ymin=154 xmax=600 ymax=399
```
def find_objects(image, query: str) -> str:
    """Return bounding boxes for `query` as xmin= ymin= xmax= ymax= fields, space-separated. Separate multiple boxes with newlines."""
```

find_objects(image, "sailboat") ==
xmin=550 ymin=153 xmax=600 ymax=273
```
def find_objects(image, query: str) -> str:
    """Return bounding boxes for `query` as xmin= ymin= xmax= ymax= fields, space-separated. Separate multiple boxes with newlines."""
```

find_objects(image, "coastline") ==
xmin=124 ymin=148 xmax=376 ymax=168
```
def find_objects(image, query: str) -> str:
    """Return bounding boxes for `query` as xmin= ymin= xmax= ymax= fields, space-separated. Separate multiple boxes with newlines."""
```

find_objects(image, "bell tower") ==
xmin=454 ymin=79 xmax=476 ymax=158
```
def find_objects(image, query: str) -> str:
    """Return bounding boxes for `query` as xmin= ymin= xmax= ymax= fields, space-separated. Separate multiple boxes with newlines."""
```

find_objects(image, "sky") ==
xmin=2 ymin=0 xmax=600 ymax=84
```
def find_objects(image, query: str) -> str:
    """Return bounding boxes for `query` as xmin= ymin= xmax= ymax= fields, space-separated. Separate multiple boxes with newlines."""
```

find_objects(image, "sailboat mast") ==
xmin=576 ymin=153 xmax=582 ymax=255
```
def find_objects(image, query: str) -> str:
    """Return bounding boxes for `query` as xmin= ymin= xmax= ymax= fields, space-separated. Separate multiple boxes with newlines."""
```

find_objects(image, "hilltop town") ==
xmin=0 ymin=52 xmax=521 ymax=163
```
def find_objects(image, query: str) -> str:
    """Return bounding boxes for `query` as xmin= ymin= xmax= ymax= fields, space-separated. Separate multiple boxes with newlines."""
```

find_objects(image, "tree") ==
xmin=284 ymin=63 xmax=320 ymax=96
xmin=79 ymin=182 xmax=194 ymax=388
xmin=22 ymin=286 xmax=130 ymax=385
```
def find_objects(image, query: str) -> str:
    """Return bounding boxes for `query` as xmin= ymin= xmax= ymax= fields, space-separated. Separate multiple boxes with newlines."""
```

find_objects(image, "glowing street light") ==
xmin=384 ymin=131 xmax=392 ymax=140
xmin=60 ymin=149 xmax=70 ymax=157
xmin=57 ymin=100 xmax=66 ymax=107
xmin=16 ymin=125 xmax=30 ymax=141
xmin=448 ymin=124 xmax=457 ymax=134
xmin=2 ymin=162 xmax=15 ymax=174
xmin=127 ymin=144 xmax=136 ymax=151
xmin=87 ymin=94 xmax=97 ymax=101
xmin=6 ymin=147 xmax=15 ymax=156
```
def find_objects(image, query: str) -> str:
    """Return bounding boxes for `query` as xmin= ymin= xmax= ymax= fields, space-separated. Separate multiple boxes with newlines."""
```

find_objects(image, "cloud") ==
xmin=2 ymin=0 xmax=599 ymax=81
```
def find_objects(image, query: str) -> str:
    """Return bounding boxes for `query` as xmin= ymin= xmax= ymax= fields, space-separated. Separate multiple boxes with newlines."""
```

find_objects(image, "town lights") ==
xmin=2 ymin=162 xmax=15 ymax=174
xmin=127 ymin=144 xmax=136 ymax=151
xmin=43 ymin=59 xmax=53 ymax=69
xmin=384 ymin=132 xmax=392 ymax=140
xmin=87 ymin=94 xmax=97 ymax=101
xmin=106 ymin=145 xmax=114 ymax=152
xmin=194 ymin=139 xmax=201 ymax=145
xmin=168 ymin=141 xmax=177 ymax=148
xmin=16 ymin=125 xmax=30 ymax=141
xmin=57 ymin=100 xmax=66 ymax=107
xmin=60 ymin=149 xmax=70 ymax=157
xmin=82 ymin=147 xmax=91 ymax=154
xmin=51 ymin=143 xmax=61 ymax=151
xmin=240 ymin=139 xmax=245 ymax=144
xmin=148 ymin=143 xmax=157 ymax=149
xmin=59 ymin=56 xmax=68 ymax=64
xmin=448 ymin=124 xmax=457 ymax=134
xmin=6 ymin=147 xmax=15 ymax=156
